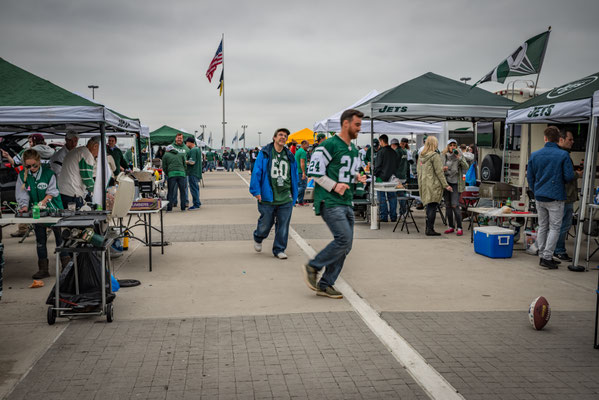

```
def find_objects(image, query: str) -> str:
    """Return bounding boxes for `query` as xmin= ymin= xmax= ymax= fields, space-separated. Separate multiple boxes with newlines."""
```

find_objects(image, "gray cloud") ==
xmin=1 ymin=0 xmax=598 ymax=147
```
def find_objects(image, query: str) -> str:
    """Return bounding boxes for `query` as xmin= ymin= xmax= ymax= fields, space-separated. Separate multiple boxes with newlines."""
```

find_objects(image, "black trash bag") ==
xmin=46 ymin=251 xmax=115 ymax=311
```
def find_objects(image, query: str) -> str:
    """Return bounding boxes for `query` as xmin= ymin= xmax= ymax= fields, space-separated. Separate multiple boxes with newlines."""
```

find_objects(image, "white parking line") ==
xmin=235 ymin=170 xmax=464 ymax=400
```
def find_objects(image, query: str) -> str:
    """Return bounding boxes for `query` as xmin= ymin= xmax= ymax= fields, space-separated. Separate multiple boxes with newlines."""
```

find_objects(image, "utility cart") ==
xmin=46 ymin=213 xmax=117 ymax=325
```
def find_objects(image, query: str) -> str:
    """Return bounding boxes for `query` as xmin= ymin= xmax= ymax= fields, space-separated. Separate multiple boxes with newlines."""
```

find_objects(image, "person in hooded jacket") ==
xmin=441 ymin=139 xmax=469 ymax=236
xmin=249 ymin=129 xmax=298 ymax=259
xmin=417 ymin=136 xmax=452 ymax=236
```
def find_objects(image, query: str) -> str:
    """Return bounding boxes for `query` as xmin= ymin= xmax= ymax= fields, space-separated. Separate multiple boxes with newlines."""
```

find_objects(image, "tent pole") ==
xmin=571 ymin=115 xmax=597 ymax=270
xmin=136 ymin=133 xmax=142 ymax=169
xmin=501 ymin=123 xmax=509 ymax=182
xmin=100 ymin=122 xmax=107 ymax=210
xmin=370 ymin=109 xmax=378 ymax=230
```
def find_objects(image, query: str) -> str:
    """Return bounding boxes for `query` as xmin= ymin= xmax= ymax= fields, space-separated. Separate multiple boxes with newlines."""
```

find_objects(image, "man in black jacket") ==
xmin=374 ymin=134 xmax=399 ymax=222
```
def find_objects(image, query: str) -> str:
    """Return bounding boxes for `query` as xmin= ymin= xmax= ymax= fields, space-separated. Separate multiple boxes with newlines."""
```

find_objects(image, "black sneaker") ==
xmin=554 ymin=253 xmax=572 ymax=262
xmin=302 ymin=264 xmax=318 ymax=291
xmin=425 ymin=230 xmax=441 ymax=236
xmin=539 ymin=258 xmax=558 ymax=269
xmin=316 ymin=285 xmax=343 ymax=299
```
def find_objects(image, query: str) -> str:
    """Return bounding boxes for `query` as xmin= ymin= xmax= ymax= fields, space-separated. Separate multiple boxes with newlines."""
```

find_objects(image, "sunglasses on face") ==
xmin=25 ymin=163 xmax=39 ymax=169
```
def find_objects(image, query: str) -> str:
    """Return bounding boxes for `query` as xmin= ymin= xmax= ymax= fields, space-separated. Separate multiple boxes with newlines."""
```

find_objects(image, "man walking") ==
xmin=249 ymin=147 xmax=258 ymax=174
xmin=185 ymin=137 xmax=202 ymax=210
xmin=374 ymin=134 xmax=399 ymax=222
xmin=303 ymin=109 xmax=367 ymax=299
xmin=295 ymin=140 xmax=309 ymax=206
xmin=206 ymin=149 xmax=216 ymax=172
xmin=554 ymin=130 xmax=583 ymax=270
xmin=250 ymin=129 xmax=298 ymax=259
xmin=527 ymin=126 xmax=575 ymax=269
xmin=238 ymin=149 xmax=247 ymax=172
xmin=391 ymin=138 xmax=409 ymax=216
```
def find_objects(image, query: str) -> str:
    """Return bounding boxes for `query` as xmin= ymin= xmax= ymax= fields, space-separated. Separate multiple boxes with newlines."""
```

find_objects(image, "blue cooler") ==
xmin=473 ymin=226 xmax=514 ymax=258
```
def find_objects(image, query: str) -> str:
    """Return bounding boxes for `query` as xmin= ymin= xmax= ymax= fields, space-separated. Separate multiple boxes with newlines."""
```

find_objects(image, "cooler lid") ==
xmin=474 ymin=226 xmax=514 ymax=235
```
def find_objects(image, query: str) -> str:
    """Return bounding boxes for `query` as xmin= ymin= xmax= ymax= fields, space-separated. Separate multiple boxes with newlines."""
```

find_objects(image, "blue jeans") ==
xmin=297 ymin=177 xmax=307 ymax=204
xmin=253 ymin=201 xmax=293 ymax=255
xmin=554 ymin=202 xmax=574 ymax=256
xmin=309 ymin=205 xmax=354 ymax=289
xmin=378 ymin=191 xmax=397 ymax=221
xmin=167 ymin=176 xmax=187 ymax=211
xmin=398 ymin=191 xmax=407 ymax=216
xmin=207 ymin=161 xmax=215 ymax=171
xmin=188 ymin=175 xmax=201 ymax=208
xmin=34 ymin=225 xmax=66 ymax=259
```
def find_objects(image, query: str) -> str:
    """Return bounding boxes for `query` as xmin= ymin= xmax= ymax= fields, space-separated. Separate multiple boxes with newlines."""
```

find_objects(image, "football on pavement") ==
xmin=528 ymin=296 xmax=551 ymax=330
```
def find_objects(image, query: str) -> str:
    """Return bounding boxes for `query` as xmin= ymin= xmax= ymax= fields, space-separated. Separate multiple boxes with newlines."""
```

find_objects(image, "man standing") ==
xmin=554 ymin=130 xmax=583 ymax=269
xmin=238 ymin=149 xmax=247 ymax=172
xmin=171 ymin=133 xmax=189 ymax=208
xmin=303 ymin=109 xmax=367 ymax=299
xmin=50 ymin=130 xmax=79 ymax=175
xmin=106 ymin=135 xmax=128 ymax=176
xmin=391 ymin=138 xmax=410 ymax=216
xmin=315 ymin=133 xmax=326 ymax=147
xmin=249 ymin=147 xmax=258 ymax=174
xmin=206 ymin=149 xmax=216 ymax=171
xmin=527 ymin=126 xmax=575 ymax=269
xmin=162 ymin=145 xmax=187 ymax=212
xmin=58 ymin=136 xmax=100 ymax=209
xmin=374 ymin=134 xmax=399 ymax=222
xmin=295 ymin=140 xmax=309 ymax=206
xmin=250 ymin=129 xmax=298 ymax=259
xmin=185 ymin=137 xmax=202 ymax=210
xmin=227 ymin=150 xmax=236 ymax=171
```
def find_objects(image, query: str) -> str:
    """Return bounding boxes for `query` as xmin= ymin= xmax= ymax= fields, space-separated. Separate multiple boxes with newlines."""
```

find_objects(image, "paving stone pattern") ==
xmin=164 ymin=222 xmax=442 ymax=242
xmin=8 ymin=312 xmax=428 ymax=400
xmin=383 ymin=311 xmax=599 ymax=400
xmin=202 ymin=198 xmax=256 ymax=205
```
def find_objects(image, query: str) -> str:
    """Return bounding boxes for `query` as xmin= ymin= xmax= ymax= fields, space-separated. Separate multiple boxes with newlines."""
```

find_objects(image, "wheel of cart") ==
xmin=47 ymin=305 xmax=56 ymax=325
xmin=106 ymin=302 xmax=114 ymax=323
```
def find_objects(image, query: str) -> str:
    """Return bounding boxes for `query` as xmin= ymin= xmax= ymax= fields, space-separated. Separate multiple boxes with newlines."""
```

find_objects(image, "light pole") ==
xmin=88 ymin=85 xmax=99 ymax=99
xmin=460 ymin=77 xmax=471 ymax=85
xmin=258 ymin=131 xmax=262 ymax=146
xmin=241 ymin=124 xmax=248 ymax=149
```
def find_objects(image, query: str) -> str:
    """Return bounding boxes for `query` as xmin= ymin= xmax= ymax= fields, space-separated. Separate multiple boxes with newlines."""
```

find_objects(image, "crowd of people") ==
xmin=1 ymin=132 xmax=142 ymax=279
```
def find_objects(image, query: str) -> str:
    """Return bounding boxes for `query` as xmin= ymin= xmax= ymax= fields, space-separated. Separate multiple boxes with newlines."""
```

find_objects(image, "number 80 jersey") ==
xmin=308 ymin=135 xmax=360 ymax=215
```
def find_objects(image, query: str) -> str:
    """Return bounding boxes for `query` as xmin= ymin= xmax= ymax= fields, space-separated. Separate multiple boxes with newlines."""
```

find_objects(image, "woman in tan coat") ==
xmin=417 ymin=136 xmax=452 ymax=236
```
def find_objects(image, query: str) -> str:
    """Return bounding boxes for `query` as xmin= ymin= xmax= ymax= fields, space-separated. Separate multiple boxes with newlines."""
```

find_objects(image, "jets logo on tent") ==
xmin=547 ymin=75 xmax=598 ymax=99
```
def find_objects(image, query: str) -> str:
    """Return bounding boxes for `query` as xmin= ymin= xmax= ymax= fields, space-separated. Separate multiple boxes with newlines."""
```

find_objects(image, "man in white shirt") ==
xmin=58 ymin=136 xmax=99 ymax=209
xmin=50 ymin=130 xmax=79 ymax=175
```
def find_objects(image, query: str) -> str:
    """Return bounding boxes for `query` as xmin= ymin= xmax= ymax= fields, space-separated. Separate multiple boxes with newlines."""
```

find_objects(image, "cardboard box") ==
xmin=130 ymin=198 xmax=161 ymax=211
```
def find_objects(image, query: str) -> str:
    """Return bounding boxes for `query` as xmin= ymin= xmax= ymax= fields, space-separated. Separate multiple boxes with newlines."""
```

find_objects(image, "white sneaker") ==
xmin=276 ymin=252 xmax=288 ymax=259
xmin=254 ymin=241 xmax=262 ymax=252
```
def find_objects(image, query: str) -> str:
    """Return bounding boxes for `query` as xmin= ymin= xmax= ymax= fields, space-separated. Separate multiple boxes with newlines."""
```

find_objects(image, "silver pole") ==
xmin=221 ymin=33 xmax=226 ymax=149
xmin=572 ymin=115 xmax=597 ymax=269
xmin=370 ymin=107 xmax=378 ymax=230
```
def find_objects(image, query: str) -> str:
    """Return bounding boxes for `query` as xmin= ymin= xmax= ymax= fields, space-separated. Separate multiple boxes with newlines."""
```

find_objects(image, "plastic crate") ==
xmin=474 ymin=226 xmax=514 ymax=258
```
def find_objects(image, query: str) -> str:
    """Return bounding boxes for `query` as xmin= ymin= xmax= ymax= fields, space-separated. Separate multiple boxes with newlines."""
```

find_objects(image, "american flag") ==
xmin=206 ymin=40 xmax=223 ymax=82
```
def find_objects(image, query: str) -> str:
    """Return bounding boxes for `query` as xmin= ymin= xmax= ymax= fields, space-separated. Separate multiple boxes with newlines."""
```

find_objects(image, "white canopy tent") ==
xmin=314 ymin=90 xmax=444 ymax=135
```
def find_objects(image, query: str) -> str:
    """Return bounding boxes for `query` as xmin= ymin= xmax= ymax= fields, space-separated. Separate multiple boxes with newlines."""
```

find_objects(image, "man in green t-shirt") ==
xmin=294 ymin=140 xmax=309 ymax=206
xmin=206 ymin=150 xmax=216 ymax=171
xmin=302 ymin=109 xmax=367 ymax=299
xmin=185 ymin=137 xmax=202 ymax=210
xmin=162 ymin=145 xmax=187 ymax=212
xmin=249 ymin=129 xmax=299 ymax=259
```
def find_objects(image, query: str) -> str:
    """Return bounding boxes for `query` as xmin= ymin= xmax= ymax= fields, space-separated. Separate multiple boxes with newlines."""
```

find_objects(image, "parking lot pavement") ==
xmin=383 ymin=311 xmax=599 ymax=400
xmin=8 ymin=312 xmax=428 ymax=400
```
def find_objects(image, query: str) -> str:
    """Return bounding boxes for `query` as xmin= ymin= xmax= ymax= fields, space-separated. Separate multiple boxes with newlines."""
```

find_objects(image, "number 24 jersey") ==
xmin=308 ymin=135 xmax=360 ymax=215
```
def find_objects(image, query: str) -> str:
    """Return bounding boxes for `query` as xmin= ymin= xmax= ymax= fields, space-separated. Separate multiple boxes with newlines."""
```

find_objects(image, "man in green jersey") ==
xmin=249 ymin=129 xmax=299 ymax=259
xmin=303 ymin=109 xmax=367 ymax=299
xmin=206 ymin=150 xmax=216 ymax=171
xmin=185 ymin=137 xmax=202 ymax=210
xmin=294 ymin=140 xmax=309 ymax=206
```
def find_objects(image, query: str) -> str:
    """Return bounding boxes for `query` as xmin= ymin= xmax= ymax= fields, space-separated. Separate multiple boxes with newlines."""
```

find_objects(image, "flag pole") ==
xmin=533 ymin=26 xmax=551 ymax=97
xmin=221 ymin=33 xmax=226 ymax=149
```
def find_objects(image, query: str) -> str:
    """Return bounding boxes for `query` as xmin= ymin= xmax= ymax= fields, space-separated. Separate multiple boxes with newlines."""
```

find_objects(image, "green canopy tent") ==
xmin=354 ymin=72 xmax=517 ymax=228
xmin=0 ymin=57 xmax=144 ymax=207
xmin=149 ymin=125 xmax=194 ymax=146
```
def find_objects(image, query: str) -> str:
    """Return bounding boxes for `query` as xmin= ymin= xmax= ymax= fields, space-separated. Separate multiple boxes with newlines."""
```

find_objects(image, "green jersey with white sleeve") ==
xmin=308 ymin=135 xmax=360 ymax=215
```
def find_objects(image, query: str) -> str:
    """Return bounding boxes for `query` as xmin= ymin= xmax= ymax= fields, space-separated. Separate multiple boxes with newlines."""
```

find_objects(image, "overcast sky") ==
xmin=1 ymin=0 xmax=598 ymax=147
